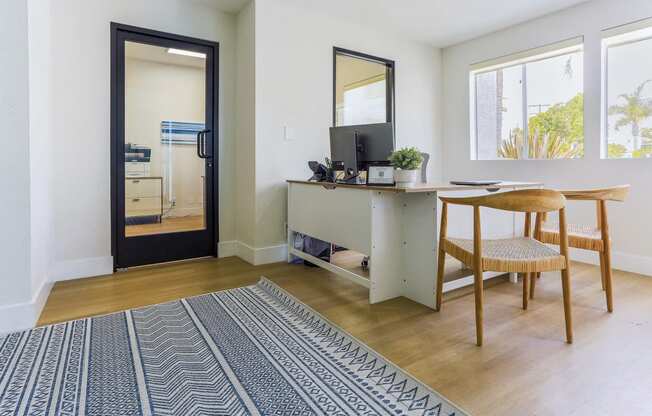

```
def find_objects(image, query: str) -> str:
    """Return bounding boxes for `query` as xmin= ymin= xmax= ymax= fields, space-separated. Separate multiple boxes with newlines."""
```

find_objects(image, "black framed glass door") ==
xmin=111 ymin=23 xmax=219 ymax=268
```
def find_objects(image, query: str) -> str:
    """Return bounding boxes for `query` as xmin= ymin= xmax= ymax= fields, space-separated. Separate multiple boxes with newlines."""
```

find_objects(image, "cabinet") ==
xmin=125 ymin=177 xmax=163 ymax=220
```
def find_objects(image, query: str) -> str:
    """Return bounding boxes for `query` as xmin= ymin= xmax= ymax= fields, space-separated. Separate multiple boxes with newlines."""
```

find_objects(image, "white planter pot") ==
xmin=394 ymin=169 xmax=419 ymax=188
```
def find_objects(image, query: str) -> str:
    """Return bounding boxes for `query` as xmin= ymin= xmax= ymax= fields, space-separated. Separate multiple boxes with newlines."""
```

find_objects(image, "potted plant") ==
xmin=389 ymin=147 xmax=423 ymax=188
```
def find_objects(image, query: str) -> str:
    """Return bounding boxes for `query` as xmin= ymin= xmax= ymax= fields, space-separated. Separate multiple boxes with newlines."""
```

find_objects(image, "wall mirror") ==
xmin=333 ymin=47 xmax=395 ymax=127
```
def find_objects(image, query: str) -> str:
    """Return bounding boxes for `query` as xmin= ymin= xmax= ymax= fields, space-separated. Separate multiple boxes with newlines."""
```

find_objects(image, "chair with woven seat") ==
xmin=529 ymin=185 xmax=630 ymax=312
xmin=435 ymin=189 xmax=572 ymax=346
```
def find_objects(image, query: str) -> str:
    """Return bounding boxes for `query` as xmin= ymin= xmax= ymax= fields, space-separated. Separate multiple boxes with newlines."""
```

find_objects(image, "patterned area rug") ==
xmin=0 ymin=278 xmax=465 ymax=415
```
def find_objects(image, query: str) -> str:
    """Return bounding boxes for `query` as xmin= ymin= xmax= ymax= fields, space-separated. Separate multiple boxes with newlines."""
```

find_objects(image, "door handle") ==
xmin=196 ymin=129 xmax=212 ymax=159
xmin=196 ymin=131 xmax=205 ymax=158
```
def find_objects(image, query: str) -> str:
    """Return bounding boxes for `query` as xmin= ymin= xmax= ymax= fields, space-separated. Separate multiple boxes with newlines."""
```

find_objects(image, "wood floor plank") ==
xmin=38 ymin=257 xmax=652 ymax=415
xmin=125 ymin=215 xmax=204 ymax=237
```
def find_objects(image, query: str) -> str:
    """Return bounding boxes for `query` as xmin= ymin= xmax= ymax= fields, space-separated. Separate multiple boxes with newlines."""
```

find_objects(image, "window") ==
xmin=333 ymin=48 xmax=394 ymax=127
xmin=470 ymin=39 xmax=584 ymax=160
xmin=603 ymin=21 xmax=652 ymax=158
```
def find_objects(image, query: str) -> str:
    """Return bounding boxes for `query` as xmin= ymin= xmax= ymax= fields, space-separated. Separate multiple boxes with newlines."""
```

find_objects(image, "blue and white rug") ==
xmin=0 ymin=278 xmax=465 ymax=415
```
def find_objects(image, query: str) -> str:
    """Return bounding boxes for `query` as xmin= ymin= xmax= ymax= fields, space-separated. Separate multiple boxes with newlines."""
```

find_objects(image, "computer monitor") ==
xmin=329 ymin=126 xmax=360 ymax=182
xmin=329 ymin=123 xmax=394 ymax=183
xmin=354 ymin=123 xmax=394 ymax=167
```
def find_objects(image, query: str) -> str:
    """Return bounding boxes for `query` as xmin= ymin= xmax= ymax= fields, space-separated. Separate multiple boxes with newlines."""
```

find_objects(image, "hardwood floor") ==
xmin=39 ymin=257 xmax=652 ymax=415
xmin=125 ymin=215 xmax=204 ymax=237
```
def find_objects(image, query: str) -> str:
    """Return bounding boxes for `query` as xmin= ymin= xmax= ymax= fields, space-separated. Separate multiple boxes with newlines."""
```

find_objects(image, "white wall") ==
xmin=28 ymin=0 xmax=53 ymax=299
xmin=235 ymin=1 xmax=256 ymax=248
xmin=125 ymin=57 xmax=205 ymax=217
xmin=0 ymin=1 xmax=32 ymax=309
xmin=442 ymin=0 xmax=652 ymax=275
xmin=48 ymin=0 xmax=237 ymax=280
xmin=0 ymin=0 xmax=54 ymax=333
xmin=253 ymin=0 xmax=443 ymax=250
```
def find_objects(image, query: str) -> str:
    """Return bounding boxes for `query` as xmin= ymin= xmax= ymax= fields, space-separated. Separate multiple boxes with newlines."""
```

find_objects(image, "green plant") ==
xmin=528 ymin=93 xmax=584 ymax=157
xmin=607 ymin=143 xmax=627 ymax=158
xmin=498 ymin=128 xmax=582 ymax=159
xmin=388 ymin=147 xmax=423 ymax=170
xmin=497 ymin=93 xmax=584 ymax=159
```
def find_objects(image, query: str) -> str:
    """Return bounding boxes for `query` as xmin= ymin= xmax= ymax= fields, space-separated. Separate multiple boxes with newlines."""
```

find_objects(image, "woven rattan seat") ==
xmin=539 ymin=222 xmax=603 ymax=251
xmin=444 ymin=237 xmax=566 ymax=273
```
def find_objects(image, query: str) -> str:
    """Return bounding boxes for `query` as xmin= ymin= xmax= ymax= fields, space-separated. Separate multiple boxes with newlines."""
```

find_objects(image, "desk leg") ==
xmin=369 ymin=192 xmax=403 ymax=303
xmin=397 ymin=192 xmax=438 ymax=309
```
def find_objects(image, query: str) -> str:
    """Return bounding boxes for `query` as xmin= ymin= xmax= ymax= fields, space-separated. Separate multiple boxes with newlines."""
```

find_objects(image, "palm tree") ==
xmin=608 ymin=80 xmax=652 ymax=151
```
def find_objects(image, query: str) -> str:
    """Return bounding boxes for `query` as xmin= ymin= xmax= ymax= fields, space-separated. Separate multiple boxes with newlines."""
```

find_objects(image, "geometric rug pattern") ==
xmin=0 ymin=277 xmax=465 ymax=415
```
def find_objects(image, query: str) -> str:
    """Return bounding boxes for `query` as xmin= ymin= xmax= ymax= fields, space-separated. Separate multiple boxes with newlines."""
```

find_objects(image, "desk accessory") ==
xmin=367 ymin=164 xmax=395 ymax=186
xmin=308 ymin=158 xmax=335 ymax=182
xmin=450 ymin=180 xmax=502 ymax=186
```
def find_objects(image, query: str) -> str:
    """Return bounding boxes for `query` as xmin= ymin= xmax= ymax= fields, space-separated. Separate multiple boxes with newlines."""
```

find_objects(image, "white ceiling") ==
xmin=197 ymin=0 xmax=588 ymax=47
xmin=284 ymin=0 xmax=591 ymax=47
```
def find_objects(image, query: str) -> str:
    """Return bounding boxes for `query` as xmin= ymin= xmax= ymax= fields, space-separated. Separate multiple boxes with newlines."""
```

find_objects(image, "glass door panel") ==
xmin=123 ymin=41 xmax=207 ymax=238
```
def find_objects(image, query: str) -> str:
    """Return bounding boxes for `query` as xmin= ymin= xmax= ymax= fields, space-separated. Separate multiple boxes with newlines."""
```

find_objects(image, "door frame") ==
xmin=110 ymin=22 xmax=220 ymax=269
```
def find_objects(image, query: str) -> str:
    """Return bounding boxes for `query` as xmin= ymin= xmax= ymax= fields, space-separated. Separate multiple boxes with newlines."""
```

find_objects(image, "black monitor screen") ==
xmin=329 ymin=127 xmax=359 ymax=174
xmin=329 ymin=123 xmax=394 ymax=170
xmin=354 ymin=123 xmax=394 ymax=164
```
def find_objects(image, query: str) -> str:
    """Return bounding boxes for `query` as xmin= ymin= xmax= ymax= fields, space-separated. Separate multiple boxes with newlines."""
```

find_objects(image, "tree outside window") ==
xmin=604 ymin=27 xmax=652 ymax=159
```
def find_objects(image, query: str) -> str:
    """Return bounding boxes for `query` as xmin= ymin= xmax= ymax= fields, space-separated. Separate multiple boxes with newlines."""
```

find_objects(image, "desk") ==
xmin=287 ymin=180 xmax=542 ymax=309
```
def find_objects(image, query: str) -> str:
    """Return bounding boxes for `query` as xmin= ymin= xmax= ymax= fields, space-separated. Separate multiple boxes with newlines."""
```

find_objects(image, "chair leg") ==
xmin=560 ymin=267 xmax=573 ymax=344
xmin=529 ymin=271 xmax=537 ymax=299
xmin=599 ymin=252 xmax=606 ymax=291
xmin=473 ymin=268 xmax=484 ymax=346
xmin=522 ymin=273 xmax=530 ymax=310
xmin=603 ymin=249 xmax=614 ymax=313
xmin=435 ymin=249 xmax=446 ymax=312
xmin=604 ymin=265 xmax=614 ymax=313
xmin=600 ymin=201 xmax=614 ymax=313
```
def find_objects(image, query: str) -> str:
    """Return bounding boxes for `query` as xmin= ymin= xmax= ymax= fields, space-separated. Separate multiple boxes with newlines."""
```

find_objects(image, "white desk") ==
xmin=287 ymin=180 xmax=543 ymax=309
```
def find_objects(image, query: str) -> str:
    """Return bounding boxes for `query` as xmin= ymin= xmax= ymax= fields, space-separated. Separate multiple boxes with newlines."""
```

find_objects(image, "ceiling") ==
xmin=191 ymin=0 xmax=250 ymax=14
xmin=284 ymin=0 xmax=590 ymax=47
xmin=197 ymin=0 xmax=588 ymax=47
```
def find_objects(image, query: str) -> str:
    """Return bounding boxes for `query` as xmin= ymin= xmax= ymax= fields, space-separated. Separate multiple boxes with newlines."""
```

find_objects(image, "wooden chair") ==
xmin=529 ymin=185 xmax=630 ymax=313
xmin=435 ymin=189 xmax=572 ymax=346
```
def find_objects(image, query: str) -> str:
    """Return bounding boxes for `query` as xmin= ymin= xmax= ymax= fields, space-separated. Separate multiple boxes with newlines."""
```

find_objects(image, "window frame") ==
xmin=332 ymin=47 xmax=395 ymax=130
xmin=469 ymin=38 xmax=584 ymax=160
xmin=601 ymin=23 xmax=652 ymax=159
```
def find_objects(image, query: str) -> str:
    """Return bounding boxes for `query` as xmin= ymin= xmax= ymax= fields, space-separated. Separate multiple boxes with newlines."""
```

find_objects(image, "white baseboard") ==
xmin=217 ymin=240 xmax=238 ymax=258
xmin=570 ymin=248 xmax=652 ymax=277
xmin=236 ymin=241 xmax=256 ymax=264
xmin=235 ymin=241 xmax=288 ymax=265
xmin=0 ymin=280 xmax=53 ymax=335
xmin=51 ymin=256 xmax=113 ymax=282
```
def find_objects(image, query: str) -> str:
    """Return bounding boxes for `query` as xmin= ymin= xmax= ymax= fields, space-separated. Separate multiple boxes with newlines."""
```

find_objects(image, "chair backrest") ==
xmin=560 ymin=185 xmax=630 ymax=202
xmin=439 ymin=189 xmax=565 ymax=213
xmin=420 ymin=153 xmax=430 ymax=183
